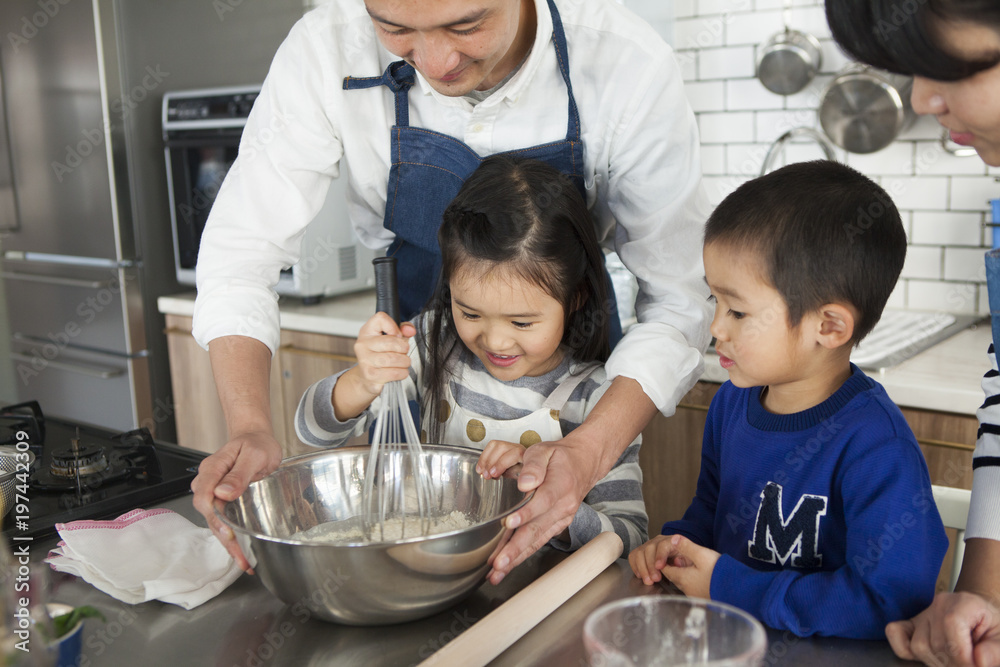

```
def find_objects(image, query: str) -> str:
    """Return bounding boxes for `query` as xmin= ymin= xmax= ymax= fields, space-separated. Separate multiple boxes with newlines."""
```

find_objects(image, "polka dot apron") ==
xmin=432 ymin=363 xmax=602 ymax=449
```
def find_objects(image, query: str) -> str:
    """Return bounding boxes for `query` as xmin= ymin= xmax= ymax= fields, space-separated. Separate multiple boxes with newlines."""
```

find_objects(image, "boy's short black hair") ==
xmin=704 ymin=160 xmax=906 ymax=344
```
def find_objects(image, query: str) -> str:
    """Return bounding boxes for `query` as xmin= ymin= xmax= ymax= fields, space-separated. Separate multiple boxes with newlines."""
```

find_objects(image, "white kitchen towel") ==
xmin=44 ymin=508 xmax=243 ymax=610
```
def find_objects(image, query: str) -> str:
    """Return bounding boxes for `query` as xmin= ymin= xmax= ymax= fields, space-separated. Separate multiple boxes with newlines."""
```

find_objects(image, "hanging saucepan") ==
xmin=819 ymin=64 xmax=916 ymax=154
xmin=756 ymin=27 xmax=823 ymax=95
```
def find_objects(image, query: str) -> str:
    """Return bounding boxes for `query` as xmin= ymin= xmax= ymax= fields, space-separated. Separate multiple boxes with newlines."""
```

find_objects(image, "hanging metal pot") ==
xmin=756 ymin=27 xmax=823 ymax=95
xmin=818 ymin=64 xmax=916 ymax=154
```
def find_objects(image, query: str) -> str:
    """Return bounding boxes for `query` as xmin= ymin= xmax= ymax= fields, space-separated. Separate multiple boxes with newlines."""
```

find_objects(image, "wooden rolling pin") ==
xmin=419 ymin=530 xmax=624 ymax=667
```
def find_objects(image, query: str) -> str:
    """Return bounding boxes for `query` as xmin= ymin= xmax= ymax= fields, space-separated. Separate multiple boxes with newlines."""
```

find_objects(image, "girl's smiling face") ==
xmin=910 ymin=19 xmax=1000 ymax=166
xmin=449 ymin=262 xmax=566 ymax=382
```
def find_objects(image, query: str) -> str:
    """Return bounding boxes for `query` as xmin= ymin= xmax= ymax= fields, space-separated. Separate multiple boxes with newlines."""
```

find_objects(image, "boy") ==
xmin=629 ymin=160 xmax=948 ymax=639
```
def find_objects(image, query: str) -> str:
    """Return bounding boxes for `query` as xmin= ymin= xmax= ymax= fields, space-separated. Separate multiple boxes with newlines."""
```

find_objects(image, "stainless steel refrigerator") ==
xmin=0 ymin=0 xmax=303 ymax=438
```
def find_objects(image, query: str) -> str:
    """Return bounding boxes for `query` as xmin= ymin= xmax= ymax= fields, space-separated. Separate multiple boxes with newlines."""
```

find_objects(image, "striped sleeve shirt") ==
xmin=295 ymin=313 xmax=648 ymax=555
xmin=967 ymin=343 xmax=1000 ymax=541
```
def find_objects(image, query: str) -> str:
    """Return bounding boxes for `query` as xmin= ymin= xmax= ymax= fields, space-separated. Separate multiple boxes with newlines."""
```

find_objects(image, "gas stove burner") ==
xmin=58 ymin=487 xmax=108 ymax=509
xmin=30 ymin=435 xmax=132 ymax=492
xmin=0 ymin=404 xmax=206 ymax=542
xmin=50 ymin=444 xmax=110 ymax=478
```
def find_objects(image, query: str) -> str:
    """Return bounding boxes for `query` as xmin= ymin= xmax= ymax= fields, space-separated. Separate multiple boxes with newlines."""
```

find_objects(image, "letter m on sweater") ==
xmin=748 ymin=482 xmax=828 ymax=568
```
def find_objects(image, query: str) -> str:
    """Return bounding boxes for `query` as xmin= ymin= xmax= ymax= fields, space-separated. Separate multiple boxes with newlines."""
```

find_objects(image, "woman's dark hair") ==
xmin=826 ymin=0 xmax=1000 ymax=81
xmin=704 ymin=160 xmax=906 ymax=345
xmin=421 ymin=155 xmax=610 ymax=442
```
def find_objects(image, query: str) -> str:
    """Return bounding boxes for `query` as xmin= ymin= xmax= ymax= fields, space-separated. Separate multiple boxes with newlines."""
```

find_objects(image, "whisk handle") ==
xmin=373 ymin=257 xmax=401 ymax=324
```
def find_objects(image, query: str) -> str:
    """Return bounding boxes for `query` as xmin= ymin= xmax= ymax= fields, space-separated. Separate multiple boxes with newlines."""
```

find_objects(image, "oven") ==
xmin=1 ymin=401 xmax=205 ymax=541
xmin=162 ymin=86 xmax=376 ymax=303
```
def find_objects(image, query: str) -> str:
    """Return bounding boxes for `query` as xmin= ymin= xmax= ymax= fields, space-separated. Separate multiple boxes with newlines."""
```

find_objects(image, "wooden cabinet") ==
xmin=639 ymin=382 xmax=718 ymax=539
xmin=164 ymin=314 xmax=231 ymax=456
xmin=163 ymin=314 xmax=290 ymax=457
xmin=639 ymin=381 xmax=976 ymax=593
xmin=902 ymin=406 xmax=976 ymax=593
xmin=277 ymin=329 xmax=368 ymax=456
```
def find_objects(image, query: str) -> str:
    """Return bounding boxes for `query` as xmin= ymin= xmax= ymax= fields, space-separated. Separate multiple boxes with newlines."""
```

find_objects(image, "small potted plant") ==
xmin=44 ymin=604 xmax=105 ymax=667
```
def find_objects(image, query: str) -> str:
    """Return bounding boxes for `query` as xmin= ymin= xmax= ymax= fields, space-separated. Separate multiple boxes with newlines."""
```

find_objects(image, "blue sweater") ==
xmin=663 ymin=365 xmax=948 ymax=639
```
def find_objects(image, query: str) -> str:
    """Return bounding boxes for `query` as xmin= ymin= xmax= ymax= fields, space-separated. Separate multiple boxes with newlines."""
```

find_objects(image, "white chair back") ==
xmin=931 ymin=485 xmax=972 ymax=592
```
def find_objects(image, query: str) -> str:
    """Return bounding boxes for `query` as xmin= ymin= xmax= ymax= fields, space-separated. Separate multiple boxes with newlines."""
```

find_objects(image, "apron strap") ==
xmin=545 ymin=0 xmax=581 ymax=143
xmin=542 ymin=361 xmax=602 ymax=411
xmin=343 ymin=61 xmax=416 ymax=127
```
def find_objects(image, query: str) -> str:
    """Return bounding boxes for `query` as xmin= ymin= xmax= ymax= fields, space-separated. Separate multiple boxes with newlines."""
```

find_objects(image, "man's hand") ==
xmin=485 ymin=436 xmax=592 ymax=584
xmin=484 ymin=376 xmax=656 ymax=584
xmin=886 ymin=592 xmax=1000 ymax=667
xmin=191 ymin=430 xmax=282 ymax=572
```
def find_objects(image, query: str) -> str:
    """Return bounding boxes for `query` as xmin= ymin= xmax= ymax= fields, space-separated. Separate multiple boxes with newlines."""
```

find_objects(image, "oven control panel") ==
xmin=163 ymin=86 xmax=261 ymax=129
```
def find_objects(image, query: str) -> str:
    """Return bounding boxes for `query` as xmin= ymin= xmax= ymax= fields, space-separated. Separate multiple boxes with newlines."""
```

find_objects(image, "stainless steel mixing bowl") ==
xmin=216 ymin=444 xmax=531 ymax=625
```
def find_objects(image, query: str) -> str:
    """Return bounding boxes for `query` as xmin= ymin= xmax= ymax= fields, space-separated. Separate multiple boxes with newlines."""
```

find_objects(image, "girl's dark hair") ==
xmin=422 ymin=155 xmax=611 ymax=443
xmin=826 ymin=0 xmax=1000 ymax=81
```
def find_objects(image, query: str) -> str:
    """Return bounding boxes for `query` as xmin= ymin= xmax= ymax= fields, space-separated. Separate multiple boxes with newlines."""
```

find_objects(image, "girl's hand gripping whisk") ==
xmin=362 ymin=257 xmax=433 ymax=540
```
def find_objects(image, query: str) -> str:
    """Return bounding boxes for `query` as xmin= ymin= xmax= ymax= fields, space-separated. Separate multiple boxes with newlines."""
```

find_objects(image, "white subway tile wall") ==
xmin=631 ymin=0 xmax=1000 ymax=316
xmin=902 ymin=246 xmax=943 ymax=282
xmin=912 ymin=212 xmax=983 ymax=247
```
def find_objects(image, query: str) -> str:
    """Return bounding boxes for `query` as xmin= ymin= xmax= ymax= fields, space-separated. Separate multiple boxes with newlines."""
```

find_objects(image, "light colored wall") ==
xmin=623 ymin=0 xmax=673 ymax=43
xmin=664 ymin=0 xmax=1000 ymax=316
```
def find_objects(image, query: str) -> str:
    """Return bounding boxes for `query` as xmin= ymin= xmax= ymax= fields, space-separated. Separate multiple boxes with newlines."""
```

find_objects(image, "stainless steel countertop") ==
xmin=33 ymin=495 xmax=918 ymax=666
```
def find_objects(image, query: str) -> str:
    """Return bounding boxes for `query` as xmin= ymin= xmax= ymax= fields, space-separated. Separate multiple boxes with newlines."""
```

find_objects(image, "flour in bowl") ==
xmin=292 ymin=510 xmax=473 ymax=544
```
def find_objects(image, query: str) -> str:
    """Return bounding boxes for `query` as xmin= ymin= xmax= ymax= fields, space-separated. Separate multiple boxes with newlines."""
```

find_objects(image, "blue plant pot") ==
xmin=46 ymin=603 xmax=83 ymax=667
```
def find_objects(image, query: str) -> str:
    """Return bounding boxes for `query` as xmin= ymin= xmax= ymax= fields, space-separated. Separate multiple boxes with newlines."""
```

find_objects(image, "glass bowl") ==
xmin=583 ymin=595 xmax=768 ymax=666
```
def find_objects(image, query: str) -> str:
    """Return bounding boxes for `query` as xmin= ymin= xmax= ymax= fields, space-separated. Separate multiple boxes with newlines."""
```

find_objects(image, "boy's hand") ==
xmin=628 ymin=534 xmax=697 ymax=586
xmin=661 ymin=534 xmax=721 ymax=600
xmin=629 ymin=534 xmax=674 ymax=585
xmin=353 ymin=312 xmax=416 ymax=396
xmin=477 ymin=440 xmax=526 ymax=479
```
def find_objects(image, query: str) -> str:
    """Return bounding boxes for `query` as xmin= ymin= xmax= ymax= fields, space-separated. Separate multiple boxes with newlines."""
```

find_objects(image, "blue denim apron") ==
xmin=343 ymin=0 xmax=621 ymax=344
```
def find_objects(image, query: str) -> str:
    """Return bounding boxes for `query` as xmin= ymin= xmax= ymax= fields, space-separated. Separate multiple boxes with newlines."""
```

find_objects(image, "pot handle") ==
xmin=761 ymin=127 xmax=838 ymax=176
xmin=940 ymin=128 xmax=978 ymax=157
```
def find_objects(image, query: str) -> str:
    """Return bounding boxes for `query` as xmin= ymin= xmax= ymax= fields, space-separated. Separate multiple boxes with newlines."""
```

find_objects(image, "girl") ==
xmin=295 ymin=155 xmax=647 ymax=556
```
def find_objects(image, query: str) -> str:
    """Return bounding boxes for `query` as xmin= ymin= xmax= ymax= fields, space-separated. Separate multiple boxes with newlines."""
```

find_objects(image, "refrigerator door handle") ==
xmin=1 ymin=271 xmax=112 ymax=289
xmin=0 ymin=46 xmax=17 ymax=233
xmin=9 ymin=353 xmax=124 ymax=379
xmin=3 ymin=251 xmax=135 ymax=269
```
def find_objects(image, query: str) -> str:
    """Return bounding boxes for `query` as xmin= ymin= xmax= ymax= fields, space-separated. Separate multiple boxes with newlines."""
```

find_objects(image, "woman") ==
xmin=826 ymin=2 xmax=1000 ymax=665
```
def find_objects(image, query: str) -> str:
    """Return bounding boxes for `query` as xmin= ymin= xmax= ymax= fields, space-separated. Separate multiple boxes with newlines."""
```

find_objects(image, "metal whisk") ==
xmin=361 ymin=257 xmax=434 ymax=541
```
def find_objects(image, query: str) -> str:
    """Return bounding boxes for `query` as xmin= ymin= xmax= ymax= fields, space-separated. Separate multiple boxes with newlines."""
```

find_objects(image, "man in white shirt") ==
xmin=190 ymin=0 xmax=712 ymax=583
